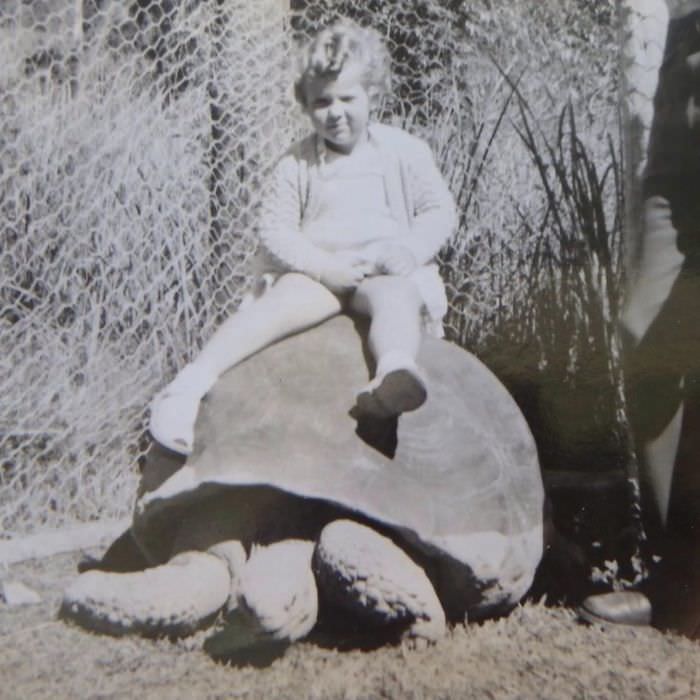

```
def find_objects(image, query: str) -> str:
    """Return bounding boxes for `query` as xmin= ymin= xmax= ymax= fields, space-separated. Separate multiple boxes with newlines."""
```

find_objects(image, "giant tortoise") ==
xmin=62 ymin=315 xmax=544 ymax=654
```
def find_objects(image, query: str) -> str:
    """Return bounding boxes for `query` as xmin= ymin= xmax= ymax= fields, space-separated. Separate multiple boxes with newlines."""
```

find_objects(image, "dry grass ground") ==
xmin=1 ymin=550 xmax=699 ymax=700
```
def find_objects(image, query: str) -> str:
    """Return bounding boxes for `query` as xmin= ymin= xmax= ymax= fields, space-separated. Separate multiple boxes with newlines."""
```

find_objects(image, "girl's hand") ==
xmin=374 ymin=243 xmax=417 ymax=276
xmin=319 ymin=251 xmax=373 ymax=293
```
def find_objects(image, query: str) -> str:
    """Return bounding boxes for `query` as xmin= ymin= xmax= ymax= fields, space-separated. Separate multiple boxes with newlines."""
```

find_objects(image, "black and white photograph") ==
xmin=1 ymin=1 xmax=699 ymax=697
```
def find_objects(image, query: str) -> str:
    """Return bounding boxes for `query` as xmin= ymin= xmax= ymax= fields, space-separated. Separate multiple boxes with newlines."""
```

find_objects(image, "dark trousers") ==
xmin=623 ymin=178 xmax=700 ymax=636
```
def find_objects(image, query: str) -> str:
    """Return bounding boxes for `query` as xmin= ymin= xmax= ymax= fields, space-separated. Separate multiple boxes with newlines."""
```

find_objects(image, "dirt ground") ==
xmin=1 ymin=550 xmax=699 ymax=700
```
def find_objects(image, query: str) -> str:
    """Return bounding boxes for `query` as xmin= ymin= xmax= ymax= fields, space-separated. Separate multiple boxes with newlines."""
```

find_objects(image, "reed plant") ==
xmin=488 ymin=91 xmax=627 ymax=472
xmin=477 ymin=88 xmax=646 ymax=589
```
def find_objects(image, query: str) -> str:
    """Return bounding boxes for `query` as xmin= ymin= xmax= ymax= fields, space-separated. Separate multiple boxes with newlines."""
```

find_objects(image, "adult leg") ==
xmin=653 ymin=372 xmax=700 ymax=637
xmin=350 ymin=275 xmax=426 ymax=418
xmin=622 ymin=193 xmax=690 ymax=524
xmin=587 ymin=190 xmax=700 ymax=629
xmin=150 ymin=273 xmax=342 ymax=454
xmin=583 ymin=194 xmax=688 ymax=627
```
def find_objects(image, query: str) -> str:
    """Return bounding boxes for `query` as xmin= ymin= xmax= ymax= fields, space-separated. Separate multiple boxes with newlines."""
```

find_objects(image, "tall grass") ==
xmin=483 ymin=91 xmax=628 ymax=474
xmin=473 ymin=89 xmax=646 ymax=587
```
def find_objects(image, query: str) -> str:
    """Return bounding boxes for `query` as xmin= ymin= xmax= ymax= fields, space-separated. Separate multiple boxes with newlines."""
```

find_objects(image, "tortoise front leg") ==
xmin=204 ymin=539 xmax=318 ymax=660
xmin=313 ymin=519 xmax=446 ymax=642
xmin=235 ymin=539 xmax=318 ymax=641
xmin=61 ymin=547 xmax=235 ymax=638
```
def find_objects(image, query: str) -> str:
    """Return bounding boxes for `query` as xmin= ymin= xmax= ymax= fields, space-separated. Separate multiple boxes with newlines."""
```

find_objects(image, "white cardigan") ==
xmin=256 ymin=122 xmax=457 ymax=281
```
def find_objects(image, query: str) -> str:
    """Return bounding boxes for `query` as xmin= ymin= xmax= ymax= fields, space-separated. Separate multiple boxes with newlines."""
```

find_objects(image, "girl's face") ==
xmin=304 ymin=62 xmax=374 ymax=154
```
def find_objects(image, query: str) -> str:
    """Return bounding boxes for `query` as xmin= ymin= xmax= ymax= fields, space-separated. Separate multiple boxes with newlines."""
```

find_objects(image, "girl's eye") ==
xmin=313 ymin=98 xmax=331 ymax=108
xmin=340 ymin=95 xmax=355 ymax=103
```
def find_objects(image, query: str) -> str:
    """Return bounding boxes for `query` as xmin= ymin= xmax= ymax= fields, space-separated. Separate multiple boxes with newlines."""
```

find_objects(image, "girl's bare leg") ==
xmin=150 ymin=273 xmax=342 ymax=454
xmin=351 ymin=275 xmax=427 ymax=417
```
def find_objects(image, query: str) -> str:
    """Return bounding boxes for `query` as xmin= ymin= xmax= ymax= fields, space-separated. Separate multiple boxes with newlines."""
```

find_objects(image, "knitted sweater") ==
xmin=257 ymin=123 xmax=457 ymax=280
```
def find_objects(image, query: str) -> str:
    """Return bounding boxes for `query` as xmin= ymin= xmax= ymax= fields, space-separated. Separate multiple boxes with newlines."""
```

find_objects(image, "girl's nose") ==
xmin=327 ymin=100 xmax=342 ymax=118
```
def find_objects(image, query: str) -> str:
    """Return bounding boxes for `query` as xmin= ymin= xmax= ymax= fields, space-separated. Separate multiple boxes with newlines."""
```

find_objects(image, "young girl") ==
xmin=149 ymin=19 xmax=456 ymax=455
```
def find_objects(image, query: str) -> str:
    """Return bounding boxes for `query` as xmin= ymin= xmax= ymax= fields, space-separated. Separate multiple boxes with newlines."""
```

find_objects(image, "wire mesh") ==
xmin=1 ymin=0 xmax=624 ymax=535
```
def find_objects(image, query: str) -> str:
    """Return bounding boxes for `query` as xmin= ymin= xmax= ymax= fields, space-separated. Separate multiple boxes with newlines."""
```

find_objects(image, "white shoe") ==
xmin=356 ymin=354 xmax=427 ymax=419
xmin=149 ymin=363 xmax=216 ymax=455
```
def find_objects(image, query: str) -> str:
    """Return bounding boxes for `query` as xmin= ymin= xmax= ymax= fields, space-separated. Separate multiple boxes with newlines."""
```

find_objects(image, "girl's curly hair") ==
xmin=294 ymin=19 xmax=392 ymax=107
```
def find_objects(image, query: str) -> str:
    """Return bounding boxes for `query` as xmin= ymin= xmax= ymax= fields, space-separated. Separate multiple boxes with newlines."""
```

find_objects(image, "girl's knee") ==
xmin=274 ymin=272 xmax=322 ymax=290
xmin=272 ymin=272 xmax=331 ymax=297
xmin=270 ymin=272 xmax=342 ymax=312
xmin=356 ymin=275 xmax=422 ymax=307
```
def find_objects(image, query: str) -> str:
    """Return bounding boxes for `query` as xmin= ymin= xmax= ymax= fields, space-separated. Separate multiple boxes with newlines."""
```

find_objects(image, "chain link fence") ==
xmin=2 ymin=0 xmax=621 ymax=536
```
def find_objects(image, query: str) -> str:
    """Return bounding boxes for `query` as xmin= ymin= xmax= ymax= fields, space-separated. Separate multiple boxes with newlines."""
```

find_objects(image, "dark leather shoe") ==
xmin=578 ymin=591 xmax=652 ymax=626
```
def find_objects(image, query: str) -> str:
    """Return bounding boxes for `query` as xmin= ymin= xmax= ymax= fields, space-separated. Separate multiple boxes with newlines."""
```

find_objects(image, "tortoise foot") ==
xmin=235 ymin=539 xmax=318 ymax=643
xmin=313 ymin=519 xmax=446 ymax=641
xmin=61 ymin=550 xmax=231 ymax=637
